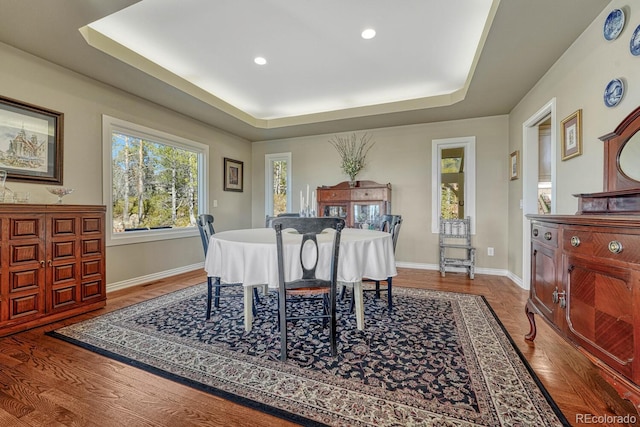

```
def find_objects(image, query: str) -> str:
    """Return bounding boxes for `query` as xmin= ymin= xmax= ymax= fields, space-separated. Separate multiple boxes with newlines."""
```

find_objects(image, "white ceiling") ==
xmin=0 ymin=0 xmax=610 ymax=141
xmin=82 ymin=0 xmax=495 ymax=122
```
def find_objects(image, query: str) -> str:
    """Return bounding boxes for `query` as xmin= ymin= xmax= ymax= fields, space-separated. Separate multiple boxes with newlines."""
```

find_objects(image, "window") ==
xmin=102 ymin=115 xmax=208 ymax=245
xmin=265 ymin=153 xmax=292 ymax=216
xmin=431 ymin=137 xmax=476 ymax=233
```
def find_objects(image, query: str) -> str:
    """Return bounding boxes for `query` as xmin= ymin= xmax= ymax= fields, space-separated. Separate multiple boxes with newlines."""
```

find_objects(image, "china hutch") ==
xmin=525 ymin=106 xmax=640 ymax=412
xmin=0 ymin=204 xmax=106 ymax=336
xmin=317 ymin=180 xmax=391 ymax=228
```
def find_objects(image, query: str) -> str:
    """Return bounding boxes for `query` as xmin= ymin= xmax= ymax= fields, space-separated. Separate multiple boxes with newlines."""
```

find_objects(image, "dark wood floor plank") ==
xmin=0 ymin=268 xmax=637 ymax=426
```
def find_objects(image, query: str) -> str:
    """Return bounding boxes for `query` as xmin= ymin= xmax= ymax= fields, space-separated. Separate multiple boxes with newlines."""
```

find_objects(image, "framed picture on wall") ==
xmin=561 ymin=109 xmax=582 ymax=161
xmin=510 ymin=150 xmax=519 ymax=180
xmin=223 ymin=157 xmax=243 ymax=192
xmin=0 ymin=95 xmax=64 ymax=184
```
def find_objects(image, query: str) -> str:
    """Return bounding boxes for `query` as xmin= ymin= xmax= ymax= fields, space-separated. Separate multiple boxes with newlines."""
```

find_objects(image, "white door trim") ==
xmin=521 ymin=98 xmax=557 ymax=290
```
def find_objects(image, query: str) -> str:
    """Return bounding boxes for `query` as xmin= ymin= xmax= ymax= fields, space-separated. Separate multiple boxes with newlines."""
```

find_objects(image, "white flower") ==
xmin=329 ymin=133 xmax=375 ymax=181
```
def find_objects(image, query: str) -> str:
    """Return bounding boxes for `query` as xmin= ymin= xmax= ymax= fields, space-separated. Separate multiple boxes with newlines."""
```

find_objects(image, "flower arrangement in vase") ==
xmin=329 ymin=133 xmax=375 ymax=187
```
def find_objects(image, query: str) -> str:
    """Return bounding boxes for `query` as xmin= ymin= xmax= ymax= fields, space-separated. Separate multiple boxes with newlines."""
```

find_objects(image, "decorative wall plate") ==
xmin=604 ymin=78 xmax=624 ymax=108
xmin=631 ymin=25 xmax=640 ymax=56
xmin=603 ymin=8 xmax=625 ymax=41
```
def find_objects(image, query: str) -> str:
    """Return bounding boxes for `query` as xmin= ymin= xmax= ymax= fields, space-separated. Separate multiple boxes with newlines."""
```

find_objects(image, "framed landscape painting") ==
xmin=0 ymin=96 xmax=63 ymax=184
xmin=224 ymin=157 xmax=243 ymax=192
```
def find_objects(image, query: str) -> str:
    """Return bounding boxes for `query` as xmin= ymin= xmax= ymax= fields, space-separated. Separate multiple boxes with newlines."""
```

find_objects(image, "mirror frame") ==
xmin=599 ymin=106 xmax=640 ymax=192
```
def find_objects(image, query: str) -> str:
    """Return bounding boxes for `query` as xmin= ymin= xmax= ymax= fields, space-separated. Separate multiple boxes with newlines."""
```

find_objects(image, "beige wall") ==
xmin=4 ymin=1 xmax=635 ymax=288
xmin=253 ymin=116 xmax=510 ymax=272
xmin=0 ymin=42 xmax=252 ymax=287
xmin=508 ymin=0 xmax=640 ymax=279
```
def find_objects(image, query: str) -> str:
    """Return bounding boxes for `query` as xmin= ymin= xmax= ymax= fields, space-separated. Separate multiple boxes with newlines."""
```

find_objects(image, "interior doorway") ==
xmin=521 ymin=99 xmax=557 ymax=290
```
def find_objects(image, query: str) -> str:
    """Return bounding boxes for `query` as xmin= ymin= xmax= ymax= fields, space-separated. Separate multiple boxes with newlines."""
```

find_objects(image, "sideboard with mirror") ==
xmin=525 ymin=106 xmax=640 ymax=412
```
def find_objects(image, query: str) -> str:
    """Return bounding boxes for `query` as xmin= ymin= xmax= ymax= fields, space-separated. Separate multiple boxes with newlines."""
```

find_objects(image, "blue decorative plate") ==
xmin=631 ymin=25 xmax=640 ymax=56
xmin=604 ymin=79 xmax=624 ymax=108
xmin=603 ymin=8 xmax=625 ymax=41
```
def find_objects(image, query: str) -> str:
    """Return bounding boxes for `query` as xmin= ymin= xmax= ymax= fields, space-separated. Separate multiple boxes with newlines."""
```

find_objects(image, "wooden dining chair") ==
xmin=344 ymin=214 xmax=402 ymax=312
xmin=265 ymin=215 xmax=276 ymax=228
xmin=273 ymin=217 xmax=345 ymax=361
xmin=197 ymin=214 xmax=259 ymax=320
xmin=439 ymin=216 xmax=475 ymax=279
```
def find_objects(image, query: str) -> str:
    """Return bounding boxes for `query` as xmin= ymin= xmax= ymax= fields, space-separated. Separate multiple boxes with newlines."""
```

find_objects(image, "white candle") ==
xmin=300 ymin=190 xmax=303 ymax=211
xmin=306 ymin=185 xmax=310 ymax=209
xmin=312 ymin=191 xmax=316 ymax=213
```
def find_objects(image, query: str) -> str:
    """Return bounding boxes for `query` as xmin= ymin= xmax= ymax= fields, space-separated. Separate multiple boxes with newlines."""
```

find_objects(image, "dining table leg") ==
xmin=244 ymin=287 xmax=253 ymax=332
xmin=354 ymin=280 xmax=364 ymax=331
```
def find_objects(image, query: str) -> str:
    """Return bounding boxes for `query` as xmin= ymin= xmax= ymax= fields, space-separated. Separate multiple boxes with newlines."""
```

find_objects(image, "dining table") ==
xmin=204 ymin=226 xmax=397 ymax=332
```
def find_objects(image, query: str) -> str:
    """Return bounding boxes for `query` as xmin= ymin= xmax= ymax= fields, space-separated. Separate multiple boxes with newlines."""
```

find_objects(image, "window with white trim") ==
xmin=265 ymin=152 xmax=292 ymax=216
xmin=431 ymin=137 xmax=476 ymax=233
xmin=102 ymin=115 xmax=208 ymax=245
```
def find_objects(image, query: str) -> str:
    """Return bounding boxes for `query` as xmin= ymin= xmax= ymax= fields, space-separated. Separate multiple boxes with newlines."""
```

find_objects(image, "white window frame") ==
xmin=431 ymin=136 xmax=476 ymax=233
xmin=102 ymin=115 xmax=208 ymax=246
xmin=265 ymin=152 xmax=292 ymax=216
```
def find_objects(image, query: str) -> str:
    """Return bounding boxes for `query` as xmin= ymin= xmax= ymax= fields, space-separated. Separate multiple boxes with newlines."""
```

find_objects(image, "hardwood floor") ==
xmin=0 ymin=268 xmax=637 ymax=426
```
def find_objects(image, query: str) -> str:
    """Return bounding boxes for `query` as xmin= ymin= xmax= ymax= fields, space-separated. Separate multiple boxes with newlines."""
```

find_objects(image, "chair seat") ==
xmin=441 ymin=243 xmax=474 ymax=250
xmin=286 ymin=286 xmax=330 ymax=296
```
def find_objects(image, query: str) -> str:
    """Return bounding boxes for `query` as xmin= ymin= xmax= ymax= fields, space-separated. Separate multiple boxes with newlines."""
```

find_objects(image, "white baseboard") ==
xmin=395 ymin=261 xmax=522 ymax=287
xmin=106 ymin=261 xmax=526 ymax=293
xmin=107 ymin=262 xmax=204 ymax=293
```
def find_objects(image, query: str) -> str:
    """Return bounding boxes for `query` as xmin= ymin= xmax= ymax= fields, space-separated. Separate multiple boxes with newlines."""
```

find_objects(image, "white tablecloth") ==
xmin=205 ymin=227 xmax=397 ymax=286
xmin=204 ymin=227 xmax=397 ymax=331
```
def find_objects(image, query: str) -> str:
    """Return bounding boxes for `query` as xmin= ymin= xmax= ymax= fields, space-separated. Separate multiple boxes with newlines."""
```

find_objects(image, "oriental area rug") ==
xmin=48 ymin=284 xmax=569 ymax=426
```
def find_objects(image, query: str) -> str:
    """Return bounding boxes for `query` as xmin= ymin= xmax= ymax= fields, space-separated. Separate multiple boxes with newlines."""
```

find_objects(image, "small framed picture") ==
xmin=561 ymin=109 xmax=582 ymax=161
xmin=223 ymin=157 xmax=243 ymax=192
xmin=0 ymin=95 xmax=64 ymax=184
xmin=510 ymin=150 xmax=519 ymax=180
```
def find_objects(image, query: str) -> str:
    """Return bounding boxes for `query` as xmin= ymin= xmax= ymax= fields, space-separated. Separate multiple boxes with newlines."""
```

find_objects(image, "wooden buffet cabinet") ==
xmin=0 ymin=204 xmax=106 ymax=336
xmin=317 ymin=180 xmax=391 ymax=228
xmin=525 ymin=106 xmax=640 ymax=411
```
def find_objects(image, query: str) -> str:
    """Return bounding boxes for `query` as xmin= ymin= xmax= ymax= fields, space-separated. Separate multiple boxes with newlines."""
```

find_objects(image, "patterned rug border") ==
xmin=477 ymin=295 xmax=568 ymax=426
xmin=47 ymin=285 xmax=570 ymax=427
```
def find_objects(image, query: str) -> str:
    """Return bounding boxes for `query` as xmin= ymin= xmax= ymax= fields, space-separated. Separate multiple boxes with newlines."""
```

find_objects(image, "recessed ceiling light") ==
xmin=254 ymin=56 xmax=267 ymax=65
xmin=361 ymin=28 xmax=376 ymax=40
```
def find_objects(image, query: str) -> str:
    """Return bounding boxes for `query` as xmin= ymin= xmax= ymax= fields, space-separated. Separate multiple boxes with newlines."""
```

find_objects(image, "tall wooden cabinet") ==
xmin=317 ymin=180 xmax=391 ymax=228
xmin=526 ymin=106 xmax=640 ymax=412
xmin=0 ymin=204 xmax=106 ymax=336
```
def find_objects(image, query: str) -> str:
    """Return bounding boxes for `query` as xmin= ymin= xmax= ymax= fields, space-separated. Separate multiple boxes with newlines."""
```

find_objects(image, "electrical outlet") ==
xmin=213 ymin=199 xmax=218 ymax=208
xmin=487 ymin=247 xmax=494 ymax=256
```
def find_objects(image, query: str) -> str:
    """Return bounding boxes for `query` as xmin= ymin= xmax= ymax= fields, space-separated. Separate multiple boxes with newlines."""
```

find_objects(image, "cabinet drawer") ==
xmin=531 ymin=223 xmax=558 ymax=247
xmin=318 ymin=189 xmax=350 ymax=202
xmin=563 ymin=228 xmax=640 ymax=264
xmin=352 ymin=188 xmax=386 ymax=201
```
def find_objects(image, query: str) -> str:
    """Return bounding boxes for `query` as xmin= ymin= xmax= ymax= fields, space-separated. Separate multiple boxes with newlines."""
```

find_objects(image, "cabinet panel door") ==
xmin=565 ymin=255 xmax=636 ymax=380
xmin=531 ymin=242 xmax=562 ymax=326
xmin=1 ymin=215 xmax=46 ymax=324
xmin=47 ymin=214 xmax=81 ymax=312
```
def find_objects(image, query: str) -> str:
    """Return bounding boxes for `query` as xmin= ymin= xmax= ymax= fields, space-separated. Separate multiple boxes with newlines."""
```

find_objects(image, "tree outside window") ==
xmin=111 ymin=132 xmax=199 ymax=232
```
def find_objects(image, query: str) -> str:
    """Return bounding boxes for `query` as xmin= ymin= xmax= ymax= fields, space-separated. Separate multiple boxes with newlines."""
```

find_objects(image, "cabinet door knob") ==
xmin=40 ymin=260 xmax=45 ymax=268
xmin=608 ymin=240 xmax=623 ymax=254
xmin=570 ymin=236 xmax=580 ymax=247
xmin=544 ymin=232 xmax=552 ymax=240
xmin=532 ymin=228 xmax=539 ymax=237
